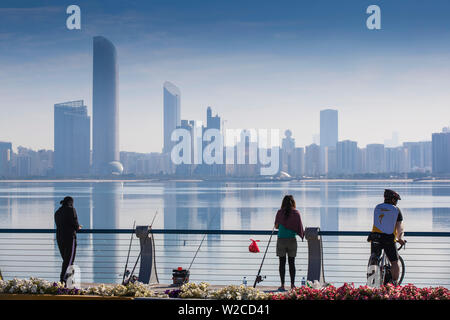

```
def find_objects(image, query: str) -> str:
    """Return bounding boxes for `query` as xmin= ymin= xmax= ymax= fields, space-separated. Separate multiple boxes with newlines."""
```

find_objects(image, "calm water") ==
xmin=0 ymin=180 xmax=449 ymax=287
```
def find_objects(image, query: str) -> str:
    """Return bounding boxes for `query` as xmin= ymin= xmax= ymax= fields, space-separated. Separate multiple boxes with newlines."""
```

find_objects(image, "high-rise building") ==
xmin=357 ymin=147 xmax=367 ymax=173
xmin=336 ymin=140 xmax=358 ymax=175
xmin=403 ymin=141 xmax=432 ymax=173
xmin=281 ymin=130 xmax=295 ymax=174
xmin=196 ymin=107 xmax=225 ymax=176
xmin=0 ymin=142 xmax=12 ymax=177
xmin=320 ymin=109 xmax=338 ymax=175
xmin=305 ymin=143 xmax=321 ymax=176
xmin=206 ymin=106 xmax=221 ymax=130
xmin=366 ymin=144 xmax=385 ymax=174
xmin=54 ymin=100 xmax=90 ymax=177
xmin=291 ymin=147 xmax=305 ymax=177
xmin=92 ymin=36 xmax=120 ymax=175
xmin=432 ymin=128 xmax=450 ymax=175
xmin=385 ymin=147 xmax=408 ymax=173
xmin=163 ymin=81 xmax=181 ymax=154
xmin=320 ymin=109 xmax=338 ymax=148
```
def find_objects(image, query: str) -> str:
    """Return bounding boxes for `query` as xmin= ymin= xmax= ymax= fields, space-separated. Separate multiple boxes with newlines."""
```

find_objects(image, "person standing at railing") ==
xmin=367 ymin=189 xmax=406 ymax=286
xmin=54 ymin=196 xmax=82 ymax=285
xmin=274 ymin=195 xmax=305 ymax=291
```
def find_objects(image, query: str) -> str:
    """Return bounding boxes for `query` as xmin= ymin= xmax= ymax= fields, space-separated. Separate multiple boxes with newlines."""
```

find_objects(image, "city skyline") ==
xmin=1 ymin=1 xmax=450 ymax=153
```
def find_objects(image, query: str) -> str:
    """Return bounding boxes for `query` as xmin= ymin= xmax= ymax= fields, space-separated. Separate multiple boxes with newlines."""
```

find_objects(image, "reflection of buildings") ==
xmin=92 ymin=182 xmax=121 ymax=283
xmin=163 ymin=182 xmax=223 ymax=246
xmin=319 ymin=183 xmax=339 ymax=232
xmin=0 ymin=187 xmax=14 ymax=226
xmin=432 ymin=184 xmax=450 ymax=230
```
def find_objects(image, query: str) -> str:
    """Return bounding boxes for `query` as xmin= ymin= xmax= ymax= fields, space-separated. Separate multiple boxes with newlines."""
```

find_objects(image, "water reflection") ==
xmin=432 ymin=184 xmax=450 ymax=231
xmin=92 ymin=182 xmax=121 ymax=283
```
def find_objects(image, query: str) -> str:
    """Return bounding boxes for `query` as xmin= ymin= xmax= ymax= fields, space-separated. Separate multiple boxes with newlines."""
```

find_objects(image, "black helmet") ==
xmin=384 ymin=189 xmax=401 ymax=201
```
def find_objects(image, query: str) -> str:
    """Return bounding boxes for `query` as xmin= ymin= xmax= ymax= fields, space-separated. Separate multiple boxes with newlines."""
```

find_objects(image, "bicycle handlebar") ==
xmin=398 ymin=240 xmax=407 ymax=250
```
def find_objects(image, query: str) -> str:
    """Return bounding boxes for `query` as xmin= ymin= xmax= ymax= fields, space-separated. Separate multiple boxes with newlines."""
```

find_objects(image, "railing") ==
xmin=0 ymin=229 xmax=449 ymax=288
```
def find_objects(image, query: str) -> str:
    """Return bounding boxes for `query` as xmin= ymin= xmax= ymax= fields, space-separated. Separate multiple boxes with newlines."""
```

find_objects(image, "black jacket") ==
xmin=54 ymin=205 xmax=80 ymax=240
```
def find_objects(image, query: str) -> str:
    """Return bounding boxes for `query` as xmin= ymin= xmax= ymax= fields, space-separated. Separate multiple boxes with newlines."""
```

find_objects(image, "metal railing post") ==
xmin=305 ymin=227 xmax=326 ymax=284
xmin=135 ymin=226 xmax=159 ymax=284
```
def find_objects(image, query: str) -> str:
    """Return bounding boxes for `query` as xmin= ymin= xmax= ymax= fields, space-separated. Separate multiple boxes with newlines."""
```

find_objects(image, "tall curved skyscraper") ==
xmin=163 ymin=81 xmax=181 ymax=154
xmin=92 ymin=36 xmax=120 ymax=175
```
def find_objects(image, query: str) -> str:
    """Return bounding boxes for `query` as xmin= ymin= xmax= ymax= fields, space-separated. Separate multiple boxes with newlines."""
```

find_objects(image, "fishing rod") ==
xmin=121 ymin=220 xmax=136 ymax=285
xmin=253 ymin=224 xmax=276 ymax=288
xmin=182 ymin=209 xmax=222 ymax=285
xmin=124 ymin=210 xmax=158 ymax=285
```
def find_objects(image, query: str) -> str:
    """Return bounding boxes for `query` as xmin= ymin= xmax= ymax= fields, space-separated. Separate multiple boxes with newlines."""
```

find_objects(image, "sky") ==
xmin=1 ymin=0 xmax=450 ymax=153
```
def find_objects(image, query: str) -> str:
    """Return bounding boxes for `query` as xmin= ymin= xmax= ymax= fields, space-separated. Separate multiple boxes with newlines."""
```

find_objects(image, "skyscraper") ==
xmin=163 ymin=81 xmax=181 ymax=154
xmin=320 ymin=109 xmax=338 ymax=175
xmin=320 ymin=109 xmax=338 ymax=148
xmin=366 ymin=144 xmax=386 ymax=174
xmin=92 ymin=36 xmax=120 ymax=175
xmin=206 ymin=106 xmax=221 ymax=129
xmin=0 ymin=142 xmax=12 ymax=177
xmin=305 ymin=143 xmax=321 ymax=176
xmin=432 ymin=128 xmax=450 ymax=175
xmin=336 ymin=140 xmax=358 ymax=174
xmin=54 ymin=100 xmax=90 ymax=177
xmin=281 ymin=130 xmax=295 ymax=174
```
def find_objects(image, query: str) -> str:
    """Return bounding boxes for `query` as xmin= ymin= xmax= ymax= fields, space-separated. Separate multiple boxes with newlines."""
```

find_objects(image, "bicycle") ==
xmin=367 ymin=240 xmax=406 ymax=287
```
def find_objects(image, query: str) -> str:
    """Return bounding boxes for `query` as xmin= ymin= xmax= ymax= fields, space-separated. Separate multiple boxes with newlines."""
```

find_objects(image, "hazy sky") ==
xmin=1 ymin=0 xmax=450 ymax=153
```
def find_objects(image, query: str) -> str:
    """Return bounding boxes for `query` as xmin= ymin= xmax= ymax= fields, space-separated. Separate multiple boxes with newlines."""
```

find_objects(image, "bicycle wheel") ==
xmin=398 ymin=255 xmax=405 ymax=285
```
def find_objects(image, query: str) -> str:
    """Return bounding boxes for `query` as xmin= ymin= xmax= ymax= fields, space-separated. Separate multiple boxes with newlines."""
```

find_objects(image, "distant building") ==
xmin=54 ymin=100 xmax=90 ymax=177
xmin=305 ymin=143 xmax=321 ymax=176
xmin=195 ymin=107 xmax=225 ymax=177
xmin=163 ymin=81 xmax=181 ymax=155
xmin=366 ymin=144 xmax=385 ymax=174
xmin=13 ymin=147 xmax=53 ymax=177
xmin=385 ymin=147 xmax=408 ymax=173
xmin=0 ymin=142 xmax=12 ymax=177
xmin=403 ymin=141 xmax=432 ymax=173
xmin=336 ymin=140 xmax=358 ymax=175
xmin=291 ymin=147 xmax=305 ymax=177
xmin=320 ymin=109 xmax=338 ymax=148
xmin=92 ymin=36 xmax=120 ymax=175
xmin=281 ymin=130 xmax=295 ymax=175
xmin=357 ymin=147 xmax=367 ymax=174
xmin=320 ymin=109 xmax=338 ymax=175
xmin=432 ymin=129 xmax=450 ymax=175
xmin=206 ymin=106 xmax=220 ymax=130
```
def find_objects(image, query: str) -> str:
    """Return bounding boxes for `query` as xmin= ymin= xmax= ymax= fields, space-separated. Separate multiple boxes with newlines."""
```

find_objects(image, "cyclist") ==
xmin=367 ymin=189 xmax=406 ymax=286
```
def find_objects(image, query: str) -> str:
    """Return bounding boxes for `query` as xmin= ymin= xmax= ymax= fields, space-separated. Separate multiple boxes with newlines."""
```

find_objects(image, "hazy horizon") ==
xmin=1 ymin=0 xmax=450 ymax=153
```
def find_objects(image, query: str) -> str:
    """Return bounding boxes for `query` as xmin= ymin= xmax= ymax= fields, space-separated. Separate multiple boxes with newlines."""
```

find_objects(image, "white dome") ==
xmin=278 ymin=171 xmax=291 ymax=179
xmin=106 ymin=161 xmax=124 ymax=175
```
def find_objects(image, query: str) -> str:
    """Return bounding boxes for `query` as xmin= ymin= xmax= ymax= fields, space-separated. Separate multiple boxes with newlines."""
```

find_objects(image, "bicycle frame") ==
xmin=367 ymin=241 xmax=406 ymax=287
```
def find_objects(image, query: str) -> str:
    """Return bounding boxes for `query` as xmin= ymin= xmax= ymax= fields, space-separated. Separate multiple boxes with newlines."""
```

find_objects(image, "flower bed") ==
xmin=1 ymin=278 xmax=448 ymax=300
xmin=0 ymin=278 xmax=168 ymax=298
xmin=269 ymin=283 xmax=450 ymax=300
